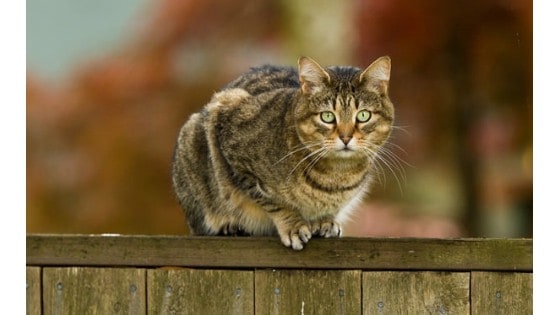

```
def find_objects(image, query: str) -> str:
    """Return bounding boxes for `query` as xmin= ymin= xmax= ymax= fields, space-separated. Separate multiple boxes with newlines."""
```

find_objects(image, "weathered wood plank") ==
xmin=26 ymin=234 xmax=533 ymax=271
xmin=42 ymin=267 xmax=146 ymax=314
xmin=362 ymin=271 xmax=470 ymax=314
xmin=147 ymin=268 xmax=253 ymax=314
xmin=255 ymin=269 xmax=361 ymax=315
xmin=471 ymin=271 xmax=532 ymax=314
xmin=26 ymin=267 xmax=41 ymax=315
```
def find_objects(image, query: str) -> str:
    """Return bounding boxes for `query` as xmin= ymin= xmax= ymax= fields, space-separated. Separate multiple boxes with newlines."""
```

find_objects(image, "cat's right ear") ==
xmin=298 ymin=57 xmax=331 ymax=95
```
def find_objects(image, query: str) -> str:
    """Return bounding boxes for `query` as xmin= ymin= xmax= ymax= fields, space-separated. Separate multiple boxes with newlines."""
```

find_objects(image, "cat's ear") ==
xmin=359 ymin=56 xmax=391 ymax=96
xmin=298 ymin=57 xmax=331 ymax=95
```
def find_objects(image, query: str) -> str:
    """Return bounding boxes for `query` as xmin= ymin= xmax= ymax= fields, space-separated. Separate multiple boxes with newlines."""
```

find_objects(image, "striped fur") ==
xmin=172 ymin=56 xmax=394 ymax=250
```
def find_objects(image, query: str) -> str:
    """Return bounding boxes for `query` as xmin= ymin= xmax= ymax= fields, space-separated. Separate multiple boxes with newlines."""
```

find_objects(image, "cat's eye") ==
xmin=320 ymin=111 xmax=336 ymax=123
xmin=356 ymin=110 xmax=372 ymax=123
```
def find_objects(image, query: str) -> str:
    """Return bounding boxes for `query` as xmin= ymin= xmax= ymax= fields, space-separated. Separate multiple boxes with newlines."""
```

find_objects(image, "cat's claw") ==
xmin=280 ymin=225 xmax=312 ymax=250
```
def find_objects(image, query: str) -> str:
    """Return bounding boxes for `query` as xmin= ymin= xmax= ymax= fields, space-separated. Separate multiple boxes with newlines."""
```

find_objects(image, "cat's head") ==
xmin=294 ymin=56 xmax=394 ymax=159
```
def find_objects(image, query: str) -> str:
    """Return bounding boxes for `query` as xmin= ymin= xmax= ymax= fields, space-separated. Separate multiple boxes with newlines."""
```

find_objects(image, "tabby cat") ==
xmin=172 ymin=56 xmax=394 ymax=250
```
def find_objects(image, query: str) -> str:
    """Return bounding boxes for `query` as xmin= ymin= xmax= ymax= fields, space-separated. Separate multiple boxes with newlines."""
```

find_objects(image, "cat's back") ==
xmin=225 ymin=64 xmax=300 ymax=95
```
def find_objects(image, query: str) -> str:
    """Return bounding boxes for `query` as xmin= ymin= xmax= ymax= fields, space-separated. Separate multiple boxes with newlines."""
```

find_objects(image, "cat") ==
xmin=172 ymin=56 xmax=394 ymax=250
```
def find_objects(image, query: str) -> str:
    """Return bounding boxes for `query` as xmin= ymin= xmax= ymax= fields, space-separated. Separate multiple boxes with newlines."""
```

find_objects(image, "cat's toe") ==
xmin=310 ymin=221 xmax=321 ymax=236
xmin=279 ymin=224 xmax=312 ymax=250
xmin=290 ymin=234 xmax=305 ymax=250
xmin=298 ymin=225 xmax=312 ymax=243
xmin=311 ymin=218 xmax=342 ymax=238
xmin=321 ymin=221 xmax=341 ymax=238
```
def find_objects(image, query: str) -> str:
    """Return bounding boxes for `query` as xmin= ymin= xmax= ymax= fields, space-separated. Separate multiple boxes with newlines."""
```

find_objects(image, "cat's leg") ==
xmin=310 ymin=216 xmax=342 ymax=238
xmin=267 ymin=209 xmax=312 ymax=250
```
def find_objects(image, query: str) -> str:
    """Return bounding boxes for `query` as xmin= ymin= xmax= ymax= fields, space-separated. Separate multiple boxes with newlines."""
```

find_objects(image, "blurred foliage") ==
xmin=27 ymin=0 xmax=532 ymax=237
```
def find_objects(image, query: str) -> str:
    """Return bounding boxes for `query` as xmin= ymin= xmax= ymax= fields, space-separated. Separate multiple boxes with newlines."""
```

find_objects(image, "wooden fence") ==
xmin=26 ymin=235 xmax=532 ymax=314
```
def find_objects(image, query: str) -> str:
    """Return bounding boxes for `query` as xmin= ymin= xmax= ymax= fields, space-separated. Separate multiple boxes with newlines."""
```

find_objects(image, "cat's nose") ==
xmin=339 ymin=135 xmax=352 ymax=145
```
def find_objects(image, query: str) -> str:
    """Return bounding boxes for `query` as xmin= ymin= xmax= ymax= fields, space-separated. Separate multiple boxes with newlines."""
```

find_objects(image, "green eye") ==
xmin=320 ymin=111 xmax=336 ymax=123
xmin=356 ymin=110 xmax=372 ymax=123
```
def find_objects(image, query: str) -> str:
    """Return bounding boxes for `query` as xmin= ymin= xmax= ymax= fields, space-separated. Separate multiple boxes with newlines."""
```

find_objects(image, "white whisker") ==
xmin=274 ymin=141 xmax=322 ymax=166
xmin=363 ymin=138 xmax=410 ymax=196
xmin=390 ymin=125 xmax=411 ymax=136
xmin=302 ymin=148 xmax=329 ymax=175
xmin=383 ymin=141 xmax=409 ymax=157
xmin=375 ymin=150 xmax=405 ymax=195
xmin=289 ymin=146 xmax=327 ymax=176
xmin=378 ymin=147 xmax=408 ymax=179
xmin=364 ymin=147 xmax=387 ymax=188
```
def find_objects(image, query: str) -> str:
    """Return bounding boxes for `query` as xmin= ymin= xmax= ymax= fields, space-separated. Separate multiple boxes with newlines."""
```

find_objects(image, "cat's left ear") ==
xmin=298 ymin=57 xmax=331 ymax=95
xmin=359 ymin=56 xmax=391 ymax=96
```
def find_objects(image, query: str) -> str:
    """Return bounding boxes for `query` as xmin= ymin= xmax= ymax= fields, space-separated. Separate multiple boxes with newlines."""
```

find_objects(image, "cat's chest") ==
xmin=283 ymin=167 xmax=371 ymax=218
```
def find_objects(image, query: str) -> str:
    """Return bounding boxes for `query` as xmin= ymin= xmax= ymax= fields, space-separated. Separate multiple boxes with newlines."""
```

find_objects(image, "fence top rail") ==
xmin=26 ymin=234 xmax=532 ymax=271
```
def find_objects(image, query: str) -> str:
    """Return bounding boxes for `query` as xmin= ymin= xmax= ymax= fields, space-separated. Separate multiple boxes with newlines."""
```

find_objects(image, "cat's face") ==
xmin=294 ymin=57 xmax=394 ymax=160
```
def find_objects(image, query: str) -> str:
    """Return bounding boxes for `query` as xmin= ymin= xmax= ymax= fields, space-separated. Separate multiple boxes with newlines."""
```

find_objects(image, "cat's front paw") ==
xmin=278 ymin=224 xmax=312 ymax=251
xmin=311 ymin=218 xmax=342 ymax=238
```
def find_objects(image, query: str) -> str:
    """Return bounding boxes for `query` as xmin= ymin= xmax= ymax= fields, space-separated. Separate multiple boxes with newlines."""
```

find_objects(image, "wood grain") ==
xmin=362 ymin=271 xmax=470 ymax=314
xmin=471 ymin=271 xmax=532 ymax=314
xmin=255 ymin=269 xmax=361 ymax=315
xmin=147 ymin=268 xmax=253 ymax=315
xmin=25 ymin=235 xmax=534 ymax=315
xmin=42 ymin=267 xmax=146 ymax=314
xmin=26 ymin=234 xmax=532 ymax=271
xmin=26 ymin=267 xmax=41 ymax=315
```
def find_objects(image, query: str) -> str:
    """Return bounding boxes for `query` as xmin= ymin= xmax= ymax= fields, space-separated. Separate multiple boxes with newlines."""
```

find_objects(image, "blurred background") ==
xmin=27 ymin=0 xmax=532 ymax=237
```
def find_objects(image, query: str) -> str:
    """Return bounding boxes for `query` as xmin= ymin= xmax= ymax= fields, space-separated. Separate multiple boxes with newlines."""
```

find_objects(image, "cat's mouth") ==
xmin=333 ymin=141 xmax=358 ymax=153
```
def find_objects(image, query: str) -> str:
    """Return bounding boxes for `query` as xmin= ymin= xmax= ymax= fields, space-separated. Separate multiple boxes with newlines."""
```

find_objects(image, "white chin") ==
xmin=334 ymin=148 xmax=357 ymax=157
